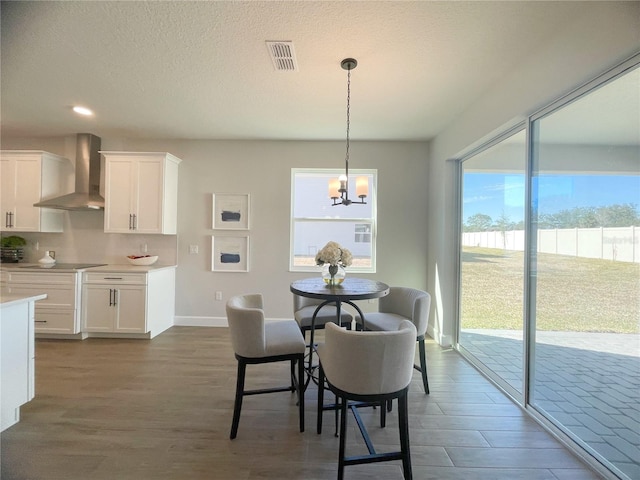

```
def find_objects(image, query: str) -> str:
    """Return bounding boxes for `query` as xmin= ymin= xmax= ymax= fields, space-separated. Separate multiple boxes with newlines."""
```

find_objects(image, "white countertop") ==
xmin=85 ymin=264 xmax=177 ymax=273
xmin=1 ymin=264 xmax=177 ymax=273
xmin=0 ymin=291 xmax=47 ymax=308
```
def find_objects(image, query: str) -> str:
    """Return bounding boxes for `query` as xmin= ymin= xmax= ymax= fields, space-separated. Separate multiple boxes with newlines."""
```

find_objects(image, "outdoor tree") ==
xmin=465 ymin=213 xmax=493 ymax=232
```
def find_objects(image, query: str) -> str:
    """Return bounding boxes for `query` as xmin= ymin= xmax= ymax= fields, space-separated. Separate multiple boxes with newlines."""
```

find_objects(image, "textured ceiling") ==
xmin=0 ymin=1 xmax=634 ymax=141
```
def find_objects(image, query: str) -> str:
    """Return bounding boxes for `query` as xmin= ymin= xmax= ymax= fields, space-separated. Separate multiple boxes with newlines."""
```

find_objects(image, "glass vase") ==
xmin=321 ymin=264 xmax=346 ymax=285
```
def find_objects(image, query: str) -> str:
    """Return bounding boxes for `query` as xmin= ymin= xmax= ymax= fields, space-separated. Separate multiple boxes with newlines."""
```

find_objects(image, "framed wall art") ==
xmin=212 ymin=193 xmax=250 ymax=230
xmin=211 ymin=235 xmax=249 ymax=272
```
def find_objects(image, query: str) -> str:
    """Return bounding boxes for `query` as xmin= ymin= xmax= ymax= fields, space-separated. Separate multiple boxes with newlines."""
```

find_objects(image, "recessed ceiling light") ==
xmin=73 ymin=106 xmax=94 ymax=116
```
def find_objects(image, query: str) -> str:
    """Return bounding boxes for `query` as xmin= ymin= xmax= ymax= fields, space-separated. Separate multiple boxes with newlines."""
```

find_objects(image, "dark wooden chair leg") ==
xmin=334 ymin=393 xmax=339 ymax=437
xmin=337 ymin=396 xmax=348 ymax=480
xmin=230 ymin=359 xmax=246 ymax=440
xmin=380 ymin=400 xmax=387 ymax=427
xmin=297 ymin=354 xmax=305 ymax=432
xmin=417 ymin=337 xmax=429 ymax=394
xmin=317 ymin=365 xmax=325 ymax=434
xmin=398 ymin=391 xmax=412 ymax=480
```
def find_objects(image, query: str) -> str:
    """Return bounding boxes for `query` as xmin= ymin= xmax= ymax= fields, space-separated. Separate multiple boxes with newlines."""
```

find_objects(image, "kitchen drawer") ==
xmin=6 ymin=272 xmax=76 ymax=285
xmin=7 ymin=284 xmax=75 ymax=308
xmin=33 ymin=308 xmax=77 ymax=334
xmin=83 ymin=272 xmax=147 ymax=285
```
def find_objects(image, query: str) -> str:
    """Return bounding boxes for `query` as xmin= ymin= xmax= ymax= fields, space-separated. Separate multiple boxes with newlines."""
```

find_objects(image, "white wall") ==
xmin=1 ymin=137 xmax=429 ymax=324
xmin=427 ymin=3 xmax=640 ymax=345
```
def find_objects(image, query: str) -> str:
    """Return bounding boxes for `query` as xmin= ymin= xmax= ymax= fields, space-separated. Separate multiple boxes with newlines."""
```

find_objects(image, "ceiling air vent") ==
xmin=266 ymin=41 xmax=298 ymax=72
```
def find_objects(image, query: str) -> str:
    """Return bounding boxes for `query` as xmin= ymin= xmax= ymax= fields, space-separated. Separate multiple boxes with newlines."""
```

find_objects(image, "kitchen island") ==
xmin=1 ymin=291 xmax=46 ymax=431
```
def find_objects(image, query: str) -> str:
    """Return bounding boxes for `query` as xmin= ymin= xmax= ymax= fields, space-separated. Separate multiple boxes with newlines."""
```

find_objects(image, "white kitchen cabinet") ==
xmin=83 ymin=282 xmax=146 ymax=334
xmin=102 ymin=152 xmax=181 ymax=234
xmin=1 ymin=293 xmax=45 ymax=431
xmin=82 ymin=267 xmax=175 ymax=338
xmin=4 ymin=271 xmax=82 ymax=336
xmin=0 ymin=151 xmax=73 ymax=232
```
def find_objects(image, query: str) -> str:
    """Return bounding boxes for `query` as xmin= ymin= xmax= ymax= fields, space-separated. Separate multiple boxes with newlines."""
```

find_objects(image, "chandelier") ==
xmin=329 ymin=58 xmax=368 ymax=206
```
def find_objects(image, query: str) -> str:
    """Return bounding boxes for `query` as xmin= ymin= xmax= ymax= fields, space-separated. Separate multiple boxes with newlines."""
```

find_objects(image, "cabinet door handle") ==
xmin=109 ymin=288 xmax=114 ymax=306
xmin=129 ymin=214 xmax=133 ymax=230
xmin=35 ymin=320 xmax=48 ymax=323
xmin=104 ymin=277 xmax=123 ymax=280
xmin=113 ymin=289 xmax=118 ymax=306
xmin=133 ymin=214 xmax=137 ymax=230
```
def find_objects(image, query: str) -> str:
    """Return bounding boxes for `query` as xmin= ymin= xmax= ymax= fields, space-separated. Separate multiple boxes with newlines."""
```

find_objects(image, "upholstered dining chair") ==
xmin=226 ymin=293 xmax=306 ymax=439
xmin=293 ymin=294 xmax=354 ymax=338
xmin=356 ymin=287 xmax=431 ymax=394
xmin=317 ymin=321 xmax=417 ymax=480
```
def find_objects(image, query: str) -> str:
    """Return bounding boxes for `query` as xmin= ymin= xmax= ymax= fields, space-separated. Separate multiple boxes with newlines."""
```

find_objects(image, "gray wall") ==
xmin=1 ymin=137 xmax=429 ymax=324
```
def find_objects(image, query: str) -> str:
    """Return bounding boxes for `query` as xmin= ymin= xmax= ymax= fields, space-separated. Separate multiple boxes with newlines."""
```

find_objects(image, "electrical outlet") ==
xmin=215 ymin=291 xmax=222 ymax=301
xmin=189 ymin=245 xmax=199 ymax=254
xmin=140 ymin=243 xmax=148 ymax=253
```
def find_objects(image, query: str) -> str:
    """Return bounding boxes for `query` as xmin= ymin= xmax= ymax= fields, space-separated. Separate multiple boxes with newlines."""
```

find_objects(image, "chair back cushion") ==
xmin=379 ymin=287 xmax=431 ymax=336
xmin=318 ymin=320 xmax=417 ymax=395
xmin=226 ymin=294 xmax=266 ymax=358
xmin=293 ymin=294 xmax=323 ymax=311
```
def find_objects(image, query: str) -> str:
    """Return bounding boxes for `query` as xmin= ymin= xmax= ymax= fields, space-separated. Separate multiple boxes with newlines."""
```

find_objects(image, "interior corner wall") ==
xmin=1 ymin=136 xmax=430 ymax=325
xmin=425 ymin=2 xmax=640 ymax=346
xmin=122 ymin=139 xmax=430 ymax=324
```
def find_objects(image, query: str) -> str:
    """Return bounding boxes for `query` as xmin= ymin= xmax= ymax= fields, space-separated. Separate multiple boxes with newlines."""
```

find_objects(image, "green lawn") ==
xmin=461 ymin=247 xmax=640 ymax=334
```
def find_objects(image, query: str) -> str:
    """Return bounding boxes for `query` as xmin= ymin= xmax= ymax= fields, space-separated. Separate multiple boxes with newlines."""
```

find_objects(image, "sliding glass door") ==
xmin=459 ymin=128 xmax=526 ymax=398
xmin=458 ymin=60 xmax=639 ymax=480
xmin=529 ymin=65 xmax=640 ymax=480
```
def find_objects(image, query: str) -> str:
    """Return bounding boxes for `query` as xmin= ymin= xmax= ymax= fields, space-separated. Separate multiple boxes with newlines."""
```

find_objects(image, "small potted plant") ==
xmin=1 ymin=235 xmax=27 ymax=263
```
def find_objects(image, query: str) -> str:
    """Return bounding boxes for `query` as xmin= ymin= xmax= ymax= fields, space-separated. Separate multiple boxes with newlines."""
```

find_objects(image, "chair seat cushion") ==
xmin=294 ymin=305 xmax=353 ymax=329
xmin=264 ymin=320 xmax=306 ymax=356
xmin=358 ymin=312 xmax=407 ymax=332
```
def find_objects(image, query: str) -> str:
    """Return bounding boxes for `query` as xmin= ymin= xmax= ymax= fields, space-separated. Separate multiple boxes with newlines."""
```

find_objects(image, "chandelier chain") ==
xmin=345 ymin=66 xmax=351 ymax=173
xmin=330 ymin=58 xmax=365 ymax=206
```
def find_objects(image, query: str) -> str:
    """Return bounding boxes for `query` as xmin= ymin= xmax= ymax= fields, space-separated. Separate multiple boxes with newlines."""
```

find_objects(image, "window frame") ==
xmin=290 ymin=168 xmax=377 ymax=273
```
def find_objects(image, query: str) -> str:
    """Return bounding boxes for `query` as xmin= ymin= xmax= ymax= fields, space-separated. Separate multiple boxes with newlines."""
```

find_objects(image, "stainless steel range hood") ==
xmin=34 ymin=133 xmax=104 ymax=211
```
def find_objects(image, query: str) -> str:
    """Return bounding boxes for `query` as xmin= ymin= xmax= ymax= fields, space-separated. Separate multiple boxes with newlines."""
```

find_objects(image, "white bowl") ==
xmin=126 ymin=255 xmax=158 ymax=266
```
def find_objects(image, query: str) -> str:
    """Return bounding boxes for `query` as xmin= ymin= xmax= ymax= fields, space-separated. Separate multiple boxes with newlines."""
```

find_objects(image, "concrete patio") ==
xmin=459 ymin=330 xmax=640 ymax=480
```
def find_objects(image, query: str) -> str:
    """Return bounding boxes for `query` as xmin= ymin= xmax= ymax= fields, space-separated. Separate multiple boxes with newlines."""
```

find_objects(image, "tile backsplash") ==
xmin=7 ymin=210 xmax=177 ymax=265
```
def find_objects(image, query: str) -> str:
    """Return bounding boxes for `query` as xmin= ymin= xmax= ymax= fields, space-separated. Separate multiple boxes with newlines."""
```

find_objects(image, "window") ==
xmin=290 ymin=168 xmax=377 ymax=272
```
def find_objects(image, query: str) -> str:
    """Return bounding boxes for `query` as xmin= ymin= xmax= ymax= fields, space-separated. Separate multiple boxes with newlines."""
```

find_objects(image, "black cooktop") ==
xmin=19 ymin=263 xmax=106 ymax=270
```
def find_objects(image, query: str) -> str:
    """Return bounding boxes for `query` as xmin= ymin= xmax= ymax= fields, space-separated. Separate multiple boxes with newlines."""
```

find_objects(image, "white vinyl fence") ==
xmin=462 ymin=226 xmax=639 ymax=263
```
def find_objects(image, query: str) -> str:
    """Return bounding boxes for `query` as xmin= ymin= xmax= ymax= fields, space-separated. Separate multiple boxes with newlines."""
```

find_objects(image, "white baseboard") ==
xmin=173 ymin=316 xmax=227 ymax=327
xmin=173 ymin=316 xmax=291 ymax=328
xmin=427 ymin=325 xmax=453 ymax=347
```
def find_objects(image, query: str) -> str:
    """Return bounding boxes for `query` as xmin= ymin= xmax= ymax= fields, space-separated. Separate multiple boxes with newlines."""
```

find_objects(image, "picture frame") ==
xmin=212 ymin=193 xmax=250 ymax=230
xmin=211 ymin=235 xmax=249 ymax=272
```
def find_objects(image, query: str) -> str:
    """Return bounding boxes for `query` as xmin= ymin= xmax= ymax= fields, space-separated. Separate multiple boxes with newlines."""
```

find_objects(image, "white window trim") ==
xmin=290 ymin=168 xmax=377 ymax=273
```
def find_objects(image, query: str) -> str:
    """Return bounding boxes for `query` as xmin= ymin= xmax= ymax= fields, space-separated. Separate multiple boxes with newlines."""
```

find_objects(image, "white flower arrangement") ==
xmin=315 ymin=241 xmax=353 ymax=268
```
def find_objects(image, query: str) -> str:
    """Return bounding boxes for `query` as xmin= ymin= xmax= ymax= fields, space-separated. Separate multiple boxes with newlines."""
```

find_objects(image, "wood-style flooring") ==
xmin=1 ymin=326 xmax=603 ymax=480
